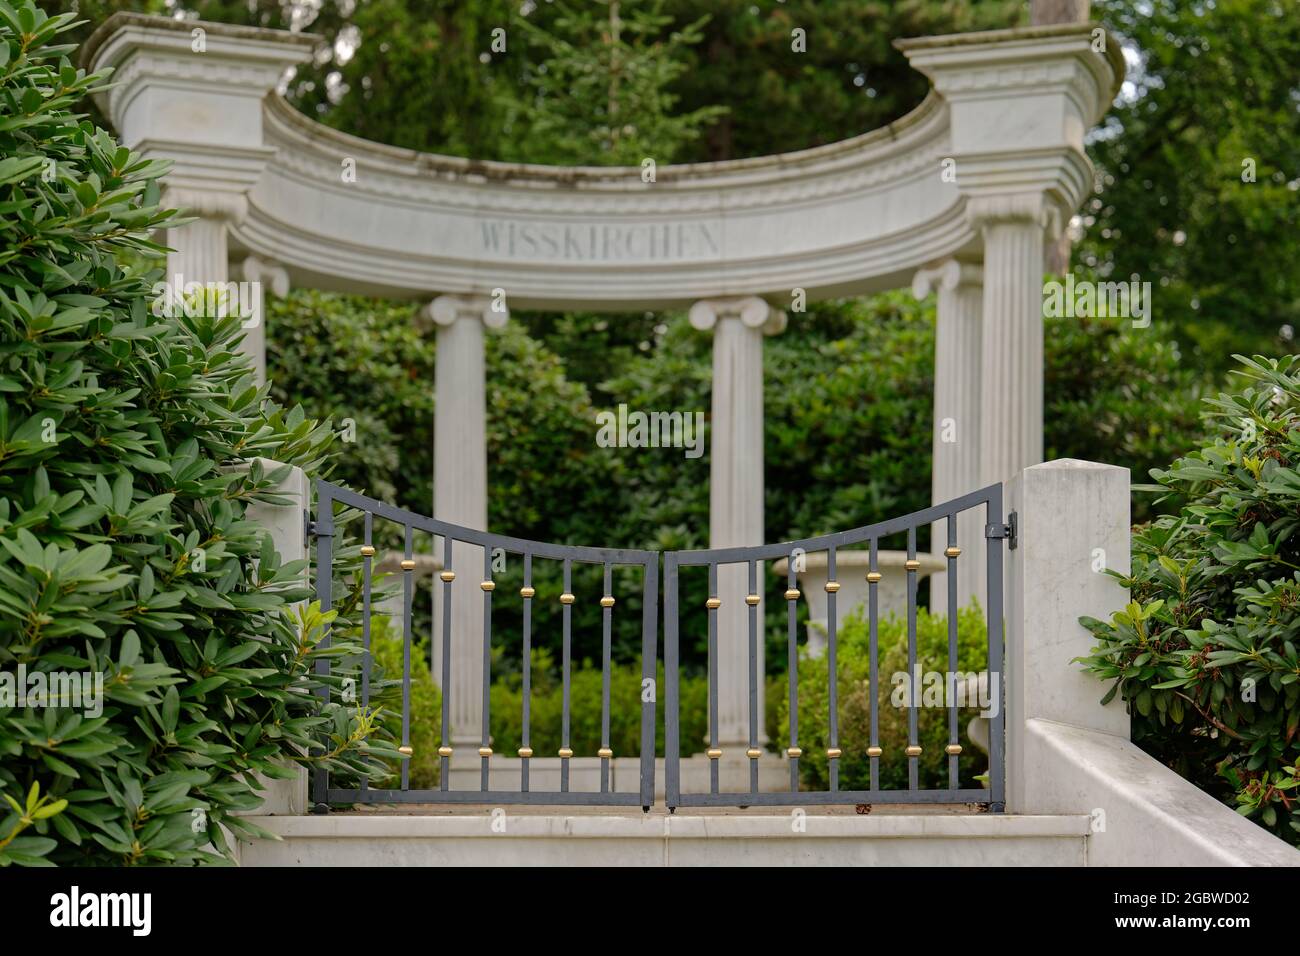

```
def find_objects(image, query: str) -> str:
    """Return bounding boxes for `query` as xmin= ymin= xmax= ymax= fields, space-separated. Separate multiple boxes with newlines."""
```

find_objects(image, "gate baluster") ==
xmin=439 ymin=534 xmax=453 ymax=791
xmin=560 ymin=558 xmax=573 ymax=792
xmin=706 ymin=562 xmax=720 ymax=795
xmin=826 ymin=546 xmax=840 ymax=792
xmin=600 ymin=561 xmax=614 ymax=793
xmin=359 ymin=511 xmax=374 ymax=799
xmin=906 ymin=526 xmax=920 ymax=791
xmin=400 ymin=524 xmax=414 ymax=791
xmin=747 ymin=559 xmax=760 ymax=795
xmin=868 ymin=538 xmax=881 ymax=790
xmin=480 ymin=544 xmax=494 ymax=791
xmin=946 ymin=513 xmax=961 ymax=790
xmin=520 ymin=553 xmax=533 ymax=791
xmin=785 ymin=558 xmax=800 ymax=792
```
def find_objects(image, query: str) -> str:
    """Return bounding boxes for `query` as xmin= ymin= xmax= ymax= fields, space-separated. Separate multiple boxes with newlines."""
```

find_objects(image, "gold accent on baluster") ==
xmin=598 ymin=747 xmax=613 ymax=759
xmin=746 ymin=748 xmax=762 ymax=759
xmin=904 ymin=559 xmax=921 ymax=572
xmin=438 ymin=746 xmax=453 ymax=758
xmin=944 ymin=546 xmax=962 ymax=559
xmin=824 ymin=581 xmax=840 ymax=593
xmin=706 ymin=748 xmax=722 ymax=760
xmin=518 ymin=747 xmax=534 ymax=758
xmin=600 ymin=596 xmax=615 ymax=608
xmin=478 ymin=746 xmax=493 ymax=758
xmin=786 ymin=747 xmax=803 ymax=759
xmin=400 ymin=559 xmax=416 ymax=571
xmin=440 ymin=570 xmax=456 ymax=582
xmin=827 ymin=748 xmax=842 ymax=759
xmin=558 ymin=747 xmax=574 ymax=758
xmin=905 ymin=745 xmax=923 ymax=757
xmin=359 ymin=545 xmax=376 ymax=557
xmin=784 ymin=588 xmax=800 ymax=601
xmin=745 ymin=594 xmax=761 ymax=606
xmin=945 ymin=744 xmax=963 ymax=756
xmin=398 ymin=745 xmax=413 ymax=756
xmin=520 ymin=586 xmax=536 ymax=599
xmin=706 ymin=597 xmax=722 ymax=610
xmin=866 ymin=571 xmax=882 ymax=584
xmin=481 ymin=580 xmax=495 ymax=591
xmin=559 ymin=593 xmax=576 ymax=605
xmin=866 ymin=746 xmax=883 ymax=758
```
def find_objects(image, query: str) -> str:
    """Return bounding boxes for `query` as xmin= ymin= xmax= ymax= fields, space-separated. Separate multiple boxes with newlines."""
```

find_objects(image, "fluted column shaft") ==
xmin=691 ymin=297 xmax=785 ymax=749
xmin=974 ymin=202 xmax=1046 ymax=488
xmin=427 ymin=295 xmax=507 ymax=747
xmin=915 ymin=261 xmax=986 ymax=611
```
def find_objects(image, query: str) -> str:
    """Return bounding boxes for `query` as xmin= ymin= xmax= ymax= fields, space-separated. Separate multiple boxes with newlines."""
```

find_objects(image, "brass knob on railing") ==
xmin=784 ymin=588 xmax=800 ymax=601
xmin=600 ymin=595 xmax=615 ymax=608
xmin=558 ymin=747 xmax=574 ymax=759
xmin=438 ymin=746 xmax=453 ymax=758
xmin=944 ymin=546 xmax=962 ymax=559
xmin=706 ymin=748 xmax=722 ymax=760
xmin=945 ymin=744 xmax=963 ymax=756
xmin=359 ymin=545 xmax=376 ymax=557
xmin=597 ymin=747 xmax=613 ymax=759
xmin=398 ymin=745 xmax=413 ymax=756
xmin=440 ymin=570 xmax=455 ymax=582
xmin=520 ymin=586 xmax=535 ymax=599
xmin=559 ymin=593 xmax=576 ymax=605
xmin=905 ymin=745 xmax=923 ymax=757
xmin=904 ymin=559 xmax=921 ymax=572
xmin=826 ymin=748 xmax=842 ymax=759
xmin=478 ymin=746 xmax=493 ymax=758
xmin=518 ymin=747 xmax=533 ymax=758
xmin=866 ymin=571 xmax=882 ymax=584
xmin=866 ymin=746 xmax=883 ymax=758
xmin=480 ymin=580 xmax=495 ymax=591
xmin=786 ymin=747 xmax=802 ymax=759
xmin=746 ymin=748 xmax=762 ymax=759
xmin=400 ymin=559 xmax=416 ymax=571
xmin=824 ymin=581 xmax=840 ymax=593
xmin=745 ymin=593 xmax=761 ymax=606
xmin=705 ymin=597 xmax=721 ymax=610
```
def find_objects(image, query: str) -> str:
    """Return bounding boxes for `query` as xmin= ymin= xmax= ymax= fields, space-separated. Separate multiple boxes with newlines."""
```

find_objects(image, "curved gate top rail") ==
xmin=311 ymin=480 xmax=659 ymax=809
xmin=308 ymin=480 xmax=1010 ymax=812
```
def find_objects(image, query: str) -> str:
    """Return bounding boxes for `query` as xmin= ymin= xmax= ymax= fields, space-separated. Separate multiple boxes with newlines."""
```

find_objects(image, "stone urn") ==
xmin=771 ymin=550 xmax=944 ymax=657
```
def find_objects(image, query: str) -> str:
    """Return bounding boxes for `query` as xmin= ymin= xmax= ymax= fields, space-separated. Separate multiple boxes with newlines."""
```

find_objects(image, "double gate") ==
xmin=309 ymin=480 xmax=1009 ymax=811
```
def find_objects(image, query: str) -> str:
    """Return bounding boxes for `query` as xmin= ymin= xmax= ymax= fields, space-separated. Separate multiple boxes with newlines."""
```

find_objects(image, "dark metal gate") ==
xmin=663 ymin=484 xmax=1008 ymax=811
xmin=309 ymin=480 xmax=1009 ymax=811
xmin=310 ymin=480 xmax=658 ymax=808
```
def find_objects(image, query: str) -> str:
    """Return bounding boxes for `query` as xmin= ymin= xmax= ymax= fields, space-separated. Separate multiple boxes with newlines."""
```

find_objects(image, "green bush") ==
xmin=0 ymin=4 xmax=387 ymax=865
xmin=773 ymin=606 xmax=991 ymax=792
xmin=1079 ymin=355 xmax=1300 ymax=845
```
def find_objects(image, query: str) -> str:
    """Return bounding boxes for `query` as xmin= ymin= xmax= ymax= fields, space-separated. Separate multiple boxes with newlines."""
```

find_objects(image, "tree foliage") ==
xmin=0 ymin=3 xmax=387 ymax=865
xmin=1079 ymin=356 xmax=1300 ymax=846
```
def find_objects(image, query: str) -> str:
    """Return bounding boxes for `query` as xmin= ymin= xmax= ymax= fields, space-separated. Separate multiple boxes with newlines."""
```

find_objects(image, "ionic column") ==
xmin=913 ymin=260 xmax=985 ymax=612
xmin=690 ymin=296 xmax=786 ymax=752
xmin=968 ymin=195 xmax=1049 ymax=489
xmin=163 ymin=188 xmax=245 ymax=289
xmin=239 ymin=256 xmax=289 ymax=387
xmin=423 ymin=294 xmax=508 ymax=749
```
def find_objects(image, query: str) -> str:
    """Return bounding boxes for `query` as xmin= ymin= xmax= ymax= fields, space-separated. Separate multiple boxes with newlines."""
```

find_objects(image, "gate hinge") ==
xmin=304 ymin=511 xmax=333 ymax=545
xmin=985 ymin=511 xmax=1018 ymax=550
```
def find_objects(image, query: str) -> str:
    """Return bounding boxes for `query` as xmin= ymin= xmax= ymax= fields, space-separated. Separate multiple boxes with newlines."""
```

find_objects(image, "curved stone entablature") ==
xmin=87 ymin=14 xmax=1121 ymax=311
